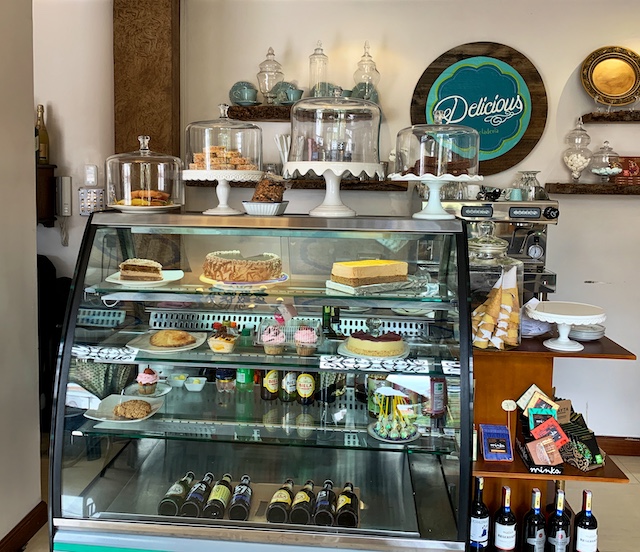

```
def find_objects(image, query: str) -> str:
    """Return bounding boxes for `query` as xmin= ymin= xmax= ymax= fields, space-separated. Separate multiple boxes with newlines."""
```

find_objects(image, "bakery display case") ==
xmin=50 ymin=212 xmax=473 ymax=552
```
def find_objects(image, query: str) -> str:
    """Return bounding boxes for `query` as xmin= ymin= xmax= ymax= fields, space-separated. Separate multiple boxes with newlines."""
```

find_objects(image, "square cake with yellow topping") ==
xmin=330 ymin=259 xmax=408 ymax=287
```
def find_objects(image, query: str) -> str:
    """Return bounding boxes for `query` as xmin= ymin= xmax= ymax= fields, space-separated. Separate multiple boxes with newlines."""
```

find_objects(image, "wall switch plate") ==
xmin=78 ymin=187 xmax=105 ymax=216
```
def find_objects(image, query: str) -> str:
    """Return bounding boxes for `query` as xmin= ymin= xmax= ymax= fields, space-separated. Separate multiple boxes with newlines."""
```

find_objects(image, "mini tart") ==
xmin=150 ymin=329 xmax=196 ymax=347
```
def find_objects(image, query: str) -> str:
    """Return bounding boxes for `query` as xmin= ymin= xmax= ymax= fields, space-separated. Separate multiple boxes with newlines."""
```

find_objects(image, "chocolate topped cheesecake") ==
xmin=346 ymin=331 xmax=405 ymax=357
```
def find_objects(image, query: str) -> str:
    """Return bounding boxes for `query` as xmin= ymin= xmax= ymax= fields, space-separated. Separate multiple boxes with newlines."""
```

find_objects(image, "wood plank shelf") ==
xmin=547 ymin=182 xmax=640 ymax=195
xmin=228 ymin=105 xmax=291 ymax=122
xmin=185 ymin=178 xmax=407 ymax=192
xmin=582 ymin=111 xmax=640 ymax=123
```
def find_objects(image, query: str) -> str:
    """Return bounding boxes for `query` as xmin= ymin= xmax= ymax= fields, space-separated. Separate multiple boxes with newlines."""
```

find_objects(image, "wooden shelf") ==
xmin=582 ymin=111 xmax=640 ymax=123
xmin=227 ymin=105 xmax=291 ymax=122
xmin=185 ymin=178 xmax=407 ymax=192
xmin=547 ymin=182 xmax=640 ymax=195
xmin=474 ymin=453 xmax=628 ymax=484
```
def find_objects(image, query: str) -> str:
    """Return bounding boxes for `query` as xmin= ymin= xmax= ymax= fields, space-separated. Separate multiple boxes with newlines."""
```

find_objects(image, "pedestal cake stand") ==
xmin=182 ymin=169 xmax=263 ymax=216
xmin=389 ymin=173 xmax=483 ymax=220
xmin=283 ymin=162 xmax=383 ymax=217
xmin=525 ymin=301 xmax=606 ymax=352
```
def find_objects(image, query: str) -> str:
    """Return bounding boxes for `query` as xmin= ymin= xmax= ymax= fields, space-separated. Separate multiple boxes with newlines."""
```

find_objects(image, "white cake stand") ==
xmin=525 ymin=301 xmax=606 ymax=352
xmin=182 ymin=169 xmax=263 ymax=216
xmin=283 ymin=162 xmax=383 ymax=218
xmin=389 ymin=173 xmax=483 ymax=220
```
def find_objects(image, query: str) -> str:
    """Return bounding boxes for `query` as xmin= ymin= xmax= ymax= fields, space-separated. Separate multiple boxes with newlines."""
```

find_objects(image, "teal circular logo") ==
xmin=426 ymin=57 xmax=531 ymax=161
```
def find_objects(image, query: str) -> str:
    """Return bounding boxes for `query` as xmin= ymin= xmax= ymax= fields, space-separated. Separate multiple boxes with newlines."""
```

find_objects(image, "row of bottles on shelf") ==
xmin=158 ymin=471 xmax=359 ymax=527
xmin=470 ymin=477 xmax=597 ymax=552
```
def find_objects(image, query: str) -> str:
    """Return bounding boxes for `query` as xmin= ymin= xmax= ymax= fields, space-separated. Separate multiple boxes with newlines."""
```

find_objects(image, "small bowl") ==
xmin=168 ymin=373 xmax=188 ymax=387
xmin=185 ymin=377 xmax=206 ymax=392
xmin=243 ymin=201 xmax=288 ymax=216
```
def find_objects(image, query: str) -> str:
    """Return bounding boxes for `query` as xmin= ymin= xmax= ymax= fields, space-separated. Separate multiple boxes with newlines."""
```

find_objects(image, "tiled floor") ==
xmin=25 ymin=455 xmax=640 ymax=551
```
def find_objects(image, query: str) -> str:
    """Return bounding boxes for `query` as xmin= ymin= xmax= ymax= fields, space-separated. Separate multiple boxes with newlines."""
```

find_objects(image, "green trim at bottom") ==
xmin=54 ymin=544 xmax=164 ymax=552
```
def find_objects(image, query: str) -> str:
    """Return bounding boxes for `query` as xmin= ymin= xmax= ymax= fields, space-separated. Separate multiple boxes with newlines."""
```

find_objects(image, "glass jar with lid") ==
xmin=468 ymin=221 xmax=523 ymax=350
xmin=562 ymin=117 xmax=592 ymax=182
xmin=106 ymin=135 xmax=183 ymax=209
xmin=184 ymin=104 xmax=262 ymax=173
xmin=590 ymin=140 xmax=623 ymax=182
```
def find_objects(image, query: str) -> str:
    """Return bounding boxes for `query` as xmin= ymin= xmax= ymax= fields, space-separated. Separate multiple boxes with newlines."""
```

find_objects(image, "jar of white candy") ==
xmin=591 ymin=141 xmax=623 ymax=182
xmin=562 ymin=117 xmax=592 ymax=182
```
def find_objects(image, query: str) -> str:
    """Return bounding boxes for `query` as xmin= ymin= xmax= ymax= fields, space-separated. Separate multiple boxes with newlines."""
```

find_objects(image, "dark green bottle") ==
xmin=266 ymin=478 xmax=295 ymax=523
xmin=335 ymin=482 xmax=359 ymax=528
xmin=228 ymin=474 xmax=252 ymax=521
xmin=179 ymin=472 xmax=215 ymax=518
xmin=313 ymin=479 xmax=337 ymax=526
xmin=289 ymin=480 xmax=316 ymax=524
xmin=157 ymin=471 xmax=195 ymax=516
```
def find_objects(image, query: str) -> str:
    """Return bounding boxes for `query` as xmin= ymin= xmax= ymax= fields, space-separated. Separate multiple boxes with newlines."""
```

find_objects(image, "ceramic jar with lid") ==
xmin=562 ymin=117 xmax=592 ymax=182
xmin=184 ymin=104 xmax=262 ymax=173
xmin=590 ymin=140 xmax=623 ymax=182
xmin=468 ymin=221 xmax=523 ymax=350
xmin=106 ymin=135 xmax=182 ymax=209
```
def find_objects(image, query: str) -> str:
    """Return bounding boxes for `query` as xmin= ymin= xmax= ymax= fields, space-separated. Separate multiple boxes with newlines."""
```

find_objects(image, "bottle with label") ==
xmin=228 ymin=474 xmax=252 ymax=521
xmin=279 ymin=371 xmax=298 ymax=402
xmin=469 ymin=476 xmax=490 ymax=549
xmin=545 ymin=481 xmax=572 ymax=530
xmin=179 ymin=472 xmax=215 ymax=517
xmin=493 ymin=485 xmax=517 ymax=551
xmin=522 ymin=487 xmax=545 ymax=552
xmin=261 ymin=369 xmax=279 ymax=400
xmin=545 ymin=488 xmax=570 ymax=552
xmin=157 ymin=471 xmax=196 ymax=516
xmin=266 ymin=478 xmax=295 ymax=523
xmin=289 ymin=479 xmax=316 ymax=524
xmin=573 ymin=489 xmax=597 ymax=552
xmin=34 ymin=126 xmax=39 ymax=164
xmin=335 ymin=482 xmax=359 ymax=528
xmin=296 ymin=371 xmax=316 ymax=406
xmin=203 ymin=473 xmax=233 ymax=519
xmin=313 ymin=479 xmax=337 ymax=526
xmin=236 ymin=368 xmax=254 ymax=392
xmin=35 ymin=104 xmax=49 ymax=164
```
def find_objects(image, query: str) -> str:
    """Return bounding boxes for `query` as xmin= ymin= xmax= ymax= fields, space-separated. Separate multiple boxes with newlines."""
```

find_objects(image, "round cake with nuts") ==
xmin=203 ymin=250 xmax=282 ymax=282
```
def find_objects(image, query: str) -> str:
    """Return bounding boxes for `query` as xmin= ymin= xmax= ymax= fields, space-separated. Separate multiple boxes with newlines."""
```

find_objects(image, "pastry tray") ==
xmin=254 ymin=318 xmax=323 ymax=348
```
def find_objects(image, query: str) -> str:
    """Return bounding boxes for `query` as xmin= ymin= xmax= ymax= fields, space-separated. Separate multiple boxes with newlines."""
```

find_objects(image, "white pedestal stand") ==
xmin=525 ymin=301 xmax=606 ymax=352
xmin=182 ymin=169 xmax=263 ymax=216
xmin=284 ymin=162 xmax=383 ymax=218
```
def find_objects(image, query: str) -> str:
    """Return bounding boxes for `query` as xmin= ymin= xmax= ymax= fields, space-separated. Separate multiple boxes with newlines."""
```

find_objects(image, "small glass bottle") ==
xmin=353 ymin=41 xmax=380 ymax=102
xmin=590 ymin=140 xmax=623 ymax=182
xmin=309 ymin=41 xmax=329 ymax=97
xmin=562 ymin=117 xmax=592 ymax=182
xmin=468 ymin=221 xmax=524 ymax=350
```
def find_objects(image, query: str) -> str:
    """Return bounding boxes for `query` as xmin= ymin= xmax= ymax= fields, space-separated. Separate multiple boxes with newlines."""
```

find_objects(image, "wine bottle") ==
xmin=34 ymin=126 xmax=39 ymax=165
xmin=522 ymin=487 xmax=545 ymax=552
xmin=228 ymin=474 xmax=253 ymax=521
xmin=261 ymin=369 xmax=279 ymax=400
xmin=157 ymin=471 xmax=195 ymax=516
xmin=469 ymin=476 xmax=490 ymax=549
xmin=203 ymin=473 xmax=233 ymax=519
xmin=493 ymin=485 xmax=517 ymax=551
xmin=289 ymin=479 xmax=316 ymax=524
xmin=546 ymin=480 xmax=573 ymax=528
xmin=296 ymin=371 xmax=316 ymax=406
xmin=335 ymin=482 xmax=359 ymax=528
xmin=266 ymin=478 xmax=295 ymax=523
xmin=35 ymin=104 xmax=49 ymax=164
xmin=279 ymin=371 xmax=298 ymax=402
xmin=573 ymin=490 xmax=597 ymax=552
xmin=313 ymin=479 xmax=337 ymax=526
xmin=179 ymin=472 xmax=215 ymax=517
xmin=322 ymin=306 xmax=338 ymax=339
xmin=545 ymin=488 xmax=570 ymax=552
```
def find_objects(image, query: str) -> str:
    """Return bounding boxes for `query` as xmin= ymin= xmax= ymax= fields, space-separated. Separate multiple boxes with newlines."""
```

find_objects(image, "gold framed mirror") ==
xmin=581 ymin=46 xmax=640 ymax=106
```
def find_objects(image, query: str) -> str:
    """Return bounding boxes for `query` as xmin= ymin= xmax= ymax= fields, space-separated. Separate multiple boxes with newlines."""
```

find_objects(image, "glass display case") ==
xmin=50 ymin=212 xmax=473 ymax=552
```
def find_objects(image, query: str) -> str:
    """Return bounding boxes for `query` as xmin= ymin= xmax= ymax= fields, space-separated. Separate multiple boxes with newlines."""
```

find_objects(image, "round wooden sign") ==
xmin=411 ymin=42 xmax=548 ymax=176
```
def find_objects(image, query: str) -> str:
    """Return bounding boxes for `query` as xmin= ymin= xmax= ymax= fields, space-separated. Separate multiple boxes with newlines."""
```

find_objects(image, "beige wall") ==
xmin=0 ymin=0 xmax=44 ymax=540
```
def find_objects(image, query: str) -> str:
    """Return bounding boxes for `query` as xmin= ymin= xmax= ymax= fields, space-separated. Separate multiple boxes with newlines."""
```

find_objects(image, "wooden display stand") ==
xmin=473 ymin=336 xmax=635 ymax=520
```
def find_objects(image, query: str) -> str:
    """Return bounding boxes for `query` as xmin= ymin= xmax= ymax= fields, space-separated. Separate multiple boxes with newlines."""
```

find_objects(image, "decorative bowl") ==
xmin=168 ymin=373 xmax=188 ymax=387
xmin=184 ymin=377 xmax=206 ymax=392
xmin=242 ymin=201 xmax=288 ymax=216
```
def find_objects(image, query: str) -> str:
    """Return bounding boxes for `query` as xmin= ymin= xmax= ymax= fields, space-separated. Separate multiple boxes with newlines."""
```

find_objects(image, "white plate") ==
xmin=391 ymin=308 xmax=435 ymax=317
xmin=367 ymin=422 xmax=422 ymax=444
xmin=123 ymin=382 xmax=172 ymax=398
xmin=343 ymin=306 xmax=372 ymax=314
xmin=108 ymin=204 xmax=182 ymax=214
xmin=84 ymin=395 xmax=164 ymax=423
xmin=199 ymin=273 xmax=289 ymax=291
xmin=126 ymin=331 xmax=208 ymax=354
xmin=337 ymin=341 xmax=410 ymax=360
xmin=105 ymin=270 xmax=185 ymax=288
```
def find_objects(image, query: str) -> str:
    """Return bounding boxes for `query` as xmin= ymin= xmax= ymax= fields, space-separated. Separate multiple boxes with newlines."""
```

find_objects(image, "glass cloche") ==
xmin=590 ymin=140 xmax=623 ymax=182
xmin=106 ymin=135 xmax=182 ymax=210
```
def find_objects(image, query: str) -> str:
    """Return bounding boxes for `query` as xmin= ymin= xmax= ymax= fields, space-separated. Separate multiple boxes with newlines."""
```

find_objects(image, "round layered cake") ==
xmin=203 ymin=250 xmax=282 ymax=282
xmin=346 ymin=331 xmax=405 ymax=357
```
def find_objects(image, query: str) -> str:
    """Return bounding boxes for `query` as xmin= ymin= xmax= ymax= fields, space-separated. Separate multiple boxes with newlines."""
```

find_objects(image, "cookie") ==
xmin=113 ymin=400 xmax=151 ymax=419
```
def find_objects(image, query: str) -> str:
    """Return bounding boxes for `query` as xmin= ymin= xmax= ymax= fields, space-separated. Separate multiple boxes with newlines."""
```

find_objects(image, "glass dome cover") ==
xmin=106 ymin=135 xmax=182 ymax=208
xmin=590 ymin=140 xmax=622 ymax=182
xmin=185 ymin=104 xmax=262 ymax=173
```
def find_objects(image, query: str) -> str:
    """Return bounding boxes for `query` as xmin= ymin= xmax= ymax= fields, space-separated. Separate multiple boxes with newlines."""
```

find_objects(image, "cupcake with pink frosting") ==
xmin=294 ymin=325 xmax=318 ymax=356
xmin=262 ymin=325 xmax=286 ymax=355
xmin=136 ymin=368 xmax=158 ymax=395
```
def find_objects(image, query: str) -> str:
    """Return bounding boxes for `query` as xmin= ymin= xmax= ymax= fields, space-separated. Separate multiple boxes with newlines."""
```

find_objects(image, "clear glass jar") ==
xmin=184 ymin=104 xmax=262 ymax=172
xmin=256 ymin=47 xmax=284 ymax=105
xmin=106 ymin=135 xmax=182 ymax=208
xmin=562 ymin=117 xmax=592 ymax=182
xmin=514 ymin=170 xmax=548 ymax=201
xmin=309 ymin=41 xmax=329 ymax=97
xmin=287 ymin=94 xmax=381 ymax=165
xmin=590 ymin=140 xmax=623 ymax=182
xmin=468 ymin=221 xmax=524 ymax=350
xmin=352 ymin=41 xmax=380 ymax=102
xmin=393 ymin=115 xmax=479 ymax=177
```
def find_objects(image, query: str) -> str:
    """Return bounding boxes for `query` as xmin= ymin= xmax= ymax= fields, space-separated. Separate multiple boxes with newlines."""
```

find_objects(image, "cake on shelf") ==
xmin=188 ymin=145 xmax=258 ymax=171
xmin=346 ymin=331 xmax=405 ymax=357
xmin=119 ymin=258 xmax=163 ymax=281
xmin=202 ymin=251 xmax=282 ymax=282
xmin=330 ymin=260 xmax=408 ymax=287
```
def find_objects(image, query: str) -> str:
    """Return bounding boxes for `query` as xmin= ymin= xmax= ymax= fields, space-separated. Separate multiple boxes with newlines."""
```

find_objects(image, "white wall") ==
xmin=0 ymin=0 xmax=43 ymax=540
xmin=35 ymin=0 xmax=640 ymax=436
